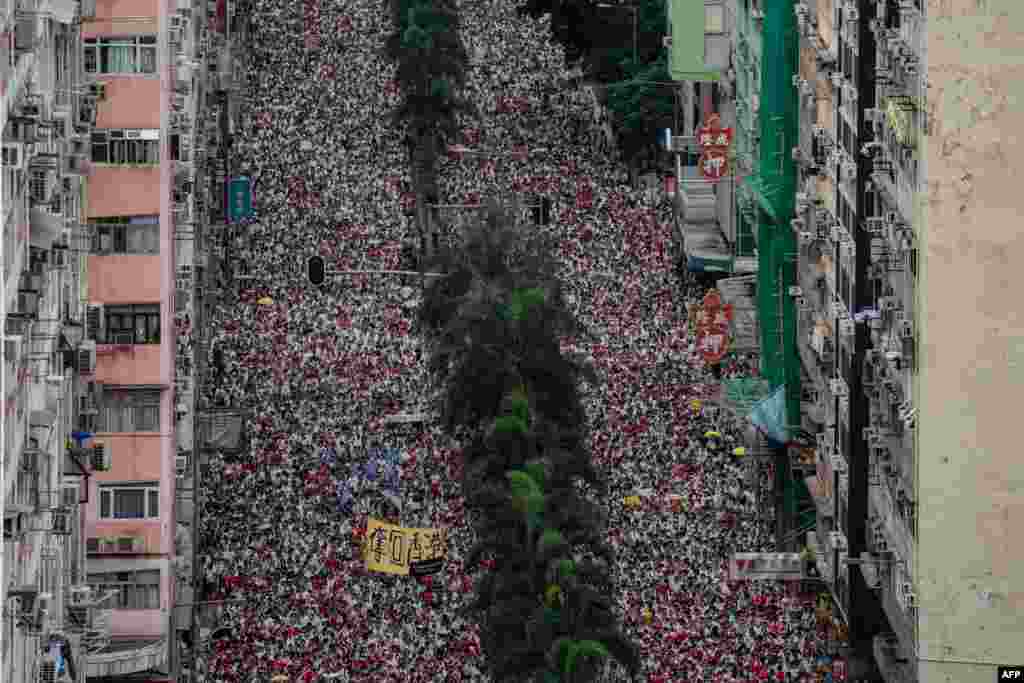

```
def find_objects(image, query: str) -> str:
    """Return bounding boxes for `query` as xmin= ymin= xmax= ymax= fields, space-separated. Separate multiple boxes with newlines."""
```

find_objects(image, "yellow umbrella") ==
xmin=257 ymin=296 xmax=274 ymax=305
xmin=733 ymin=447 xmax=746 ymax=457
xmin=690 ymin=399 xmax=702 ymax=411
xmin=642 ymin=607 xmax=653 ymax=624
xmin=623 ymin=495 xmax=642 ymax=509
xmin=704 ymin=430 xmax=721 ymax=438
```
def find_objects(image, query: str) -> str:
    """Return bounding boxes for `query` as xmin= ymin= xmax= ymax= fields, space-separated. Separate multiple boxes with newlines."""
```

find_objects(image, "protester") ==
xmin=197 ymin=0 xmax=830 ymax=680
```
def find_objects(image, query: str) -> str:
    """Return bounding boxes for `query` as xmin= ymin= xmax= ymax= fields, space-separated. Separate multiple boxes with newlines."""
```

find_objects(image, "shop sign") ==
xmin=694 ymin=289 xmax=734 ymax=364
xmin=696 ymin=113 xmax=732 ymax=182
xmin=698 ymin=147 xmax=729 ymax=181
xmin=730 ymin=552 xmax=805 ymax=581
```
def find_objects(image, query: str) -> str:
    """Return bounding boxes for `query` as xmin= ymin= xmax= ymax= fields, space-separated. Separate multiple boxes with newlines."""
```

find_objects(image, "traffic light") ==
xmin=307 ymin=255 xmax=325 ymax=286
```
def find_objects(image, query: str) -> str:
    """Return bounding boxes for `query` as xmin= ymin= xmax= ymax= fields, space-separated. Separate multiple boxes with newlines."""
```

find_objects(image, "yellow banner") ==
xmin=364 ymin=518 xmax=447 ymax=576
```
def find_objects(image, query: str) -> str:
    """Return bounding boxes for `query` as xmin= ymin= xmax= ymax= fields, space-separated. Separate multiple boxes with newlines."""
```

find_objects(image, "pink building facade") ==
xmin=78 ymin=0 xmax=189 ymax=674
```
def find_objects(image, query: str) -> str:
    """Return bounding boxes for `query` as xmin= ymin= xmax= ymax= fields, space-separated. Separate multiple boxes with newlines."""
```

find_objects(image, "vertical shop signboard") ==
xmin=696 ymin=113 xmax=733 ymax=183
xmin=694 ymin=288 xmax=734 ymax=365
xmin=226 ymin=176 xmax=253 ymax=223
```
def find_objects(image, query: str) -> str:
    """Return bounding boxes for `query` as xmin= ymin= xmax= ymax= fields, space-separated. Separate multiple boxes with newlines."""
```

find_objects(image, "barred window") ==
xmin=91 ymin=130 xmax=160 ymax=165
xmin=88 ymin=569 xmax=160 ymax=609
xmin=104 ymin=304 xmax=160 ymax=345
xmin=98 ymin=484 xmax=159 ymax=520
xmin=101 ymin=389 xmax=161 ymax=432
xmin=84 ymin=36 xmax=157 ymax=74
xmin=90 ymin=216 xmax=159 ymax=254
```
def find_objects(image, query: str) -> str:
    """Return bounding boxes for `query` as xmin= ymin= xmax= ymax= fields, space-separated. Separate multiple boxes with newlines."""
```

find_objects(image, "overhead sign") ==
xmin=730 ymin=552 xmax=805 ymax=581
xmin=364 ymin=518 xmax=447 ymax=576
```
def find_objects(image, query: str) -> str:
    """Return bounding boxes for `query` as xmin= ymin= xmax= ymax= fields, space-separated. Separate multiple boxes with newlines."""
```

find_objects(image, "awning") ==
xmin=717 ymin=275 xmax=760 ymax=351
xmin=51 ymin=0 xmax=77 ymax=23
xmin=30 ymin=208 xmax=62 ymax=248
xmin=86 ymin=638 xmax=166 ymax=678
xmin=29 ymin=409 xmax=56 ymax=429
xmin=685 ymin=225 xmax=733 ymax=272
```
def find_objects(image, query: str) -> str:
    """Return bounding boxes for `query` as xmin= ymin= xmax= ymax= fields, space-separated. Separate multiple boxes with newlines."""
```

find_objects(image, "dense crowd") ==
xmin=196 ymin=0 xmax=836 ymax=681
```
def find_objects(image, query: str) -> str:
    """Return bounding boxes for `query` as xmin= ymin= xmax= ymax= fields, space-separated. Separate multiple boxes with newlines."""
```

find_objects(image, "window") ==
xmin=30 ymin=169 xmax=48 ymax=203
xmin=99 ymin=483 xmax=160 ymax=519
xmin=84 ymin=36 xmax=157 ymax=74
xmin=90 ymin=216 xmax=159 ymax=254
xmin=100 ymin=389 xmax=161 ymax=432
xmin=90 ymin=130 xmax=160 ymax=165
xmin=103 ymin=304 xmax=161 ymax=345
xmin=705 ymin=4 xmax=725 ymax=33
xmin=88 ymin=570 xmax=160 ymax=609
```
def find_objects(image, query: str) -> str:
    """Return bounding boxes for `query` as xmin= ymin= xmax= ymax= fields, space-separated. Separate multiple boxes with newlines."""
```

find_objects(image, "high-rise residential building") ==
xmin=3 ymin=0 xmax=101 ymax=681
xmin=793 ymin=0 xmax=1024 ymax=681
xmin=794 ymin=0 xmax=922 ymax=679
xmin=66 ymin=0 xmax=205 ymax=677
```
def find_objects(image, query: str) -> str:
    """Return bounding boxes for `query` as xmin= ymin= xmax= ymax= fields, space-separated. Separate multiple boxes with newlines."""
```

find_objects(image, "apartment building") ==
xmin=793 ymin=0 xmax=923 ymax=680
xmin=71 ymin=0 xmax=206 ymax=677
xmin=2 ymin=0 xmax=105 ymax=681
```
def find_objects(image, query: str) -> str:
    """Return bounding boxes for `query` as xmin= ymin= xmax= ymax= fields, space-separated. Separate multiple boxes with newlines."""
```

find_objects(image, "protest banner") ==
xmin=364 ymin=518 xmax=447 ymax=576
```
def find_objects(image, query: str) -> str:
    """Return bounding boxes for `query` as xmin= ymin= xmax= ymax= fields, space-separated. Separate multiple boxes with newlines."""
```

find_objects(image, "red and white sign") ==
xmin=699 ymin=148 xmax=729 ymax=181
xmin=696 ymin=113 xmax=732 ymax=183
xmin=694 ymin=289 xmax=734 ymax=364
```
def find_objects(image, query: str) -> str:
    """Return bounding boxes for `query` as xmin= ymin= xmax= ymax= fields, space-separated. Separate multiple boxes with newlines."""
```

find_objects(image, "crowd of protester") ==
xmin=196 ymin=0 xmax=839 ymax=680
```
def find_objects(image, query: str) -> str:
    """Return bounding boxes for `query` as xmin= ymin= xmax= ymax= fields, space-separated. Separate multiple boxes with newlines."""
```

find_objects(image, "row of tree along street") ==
xmin=417 ymin=201 xmax=642 ymax=682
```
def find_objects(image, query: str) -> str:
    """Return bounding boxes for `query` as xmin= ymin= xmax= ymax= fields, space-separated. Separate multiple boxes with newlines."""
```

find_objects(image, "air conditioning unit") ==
xmin=22 ymin=448 xmax=39 ymax=472
xmin=90 ymin=442 xmax=110 ymax=471
xmin=829 ymin=378 xmax=847 ymax=396
xmin=662 ymin=36 xmax=672 ymax=48
xmin=792 ymin=74 xmax=803 ymax=88
xmin=794 ymin=296 xmax=807 ymax=309
xmin=77 ymin=340 xmax=96 ymax=375
xmin=842 ymin=161 xmax=857 ymax=178
xmin=905 ymin=592 xmax=917 ymax=608
xmin=878 ymin=296 xmax=897 ymax=312
xmin=830 ymin=72 xmax=844 ymax=88
xmin=68 ymin=585 xmax=93 ymax=606
xmin=817 ymin=46 xmax=837 ymax=66
xmin=788 ymin=285 xmax=803 ymax=298
xmin=847 ymin=8 xmax=860 ymax=21
xmin=85 ymin=304 xmax=103 ymax=341
xmin=863 ymin=217 xmax=885 ymax=233
xmin=175 ymin=455 xmax=189 ymax=476
xmin=2 ymin=144 xmax=26 ymax=171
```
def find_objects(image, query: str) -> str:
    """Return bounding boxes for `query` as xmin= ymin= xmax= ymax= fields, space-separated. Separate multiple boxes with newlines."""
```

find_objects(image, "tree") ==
xmin=419 ymin=201 xmax=640 ymax=682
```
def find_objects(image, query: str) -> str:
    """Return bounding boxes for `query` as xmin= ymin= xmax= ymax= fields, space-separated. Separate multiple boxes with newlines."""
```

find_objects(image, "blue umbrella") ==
xmin=319 ymin=447 xmax=337 ymax=465
xmin=70 ymin=431 xmax=94 ymax=447
xmin=364 ymin=458 xmax=378 ymax=482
